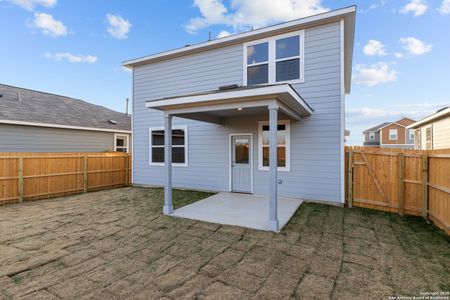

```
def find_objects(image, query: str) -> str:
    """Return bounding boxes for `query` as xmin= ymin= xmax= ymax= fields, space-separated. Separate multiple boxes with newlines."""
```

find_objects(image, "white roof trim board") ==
xmin=0 ymin=119 xmax=132 ymax=134
xmin=407 ymin=107 xmax=450 ymax=129
xmin=123 ymin=6 xmax=356 ymax=93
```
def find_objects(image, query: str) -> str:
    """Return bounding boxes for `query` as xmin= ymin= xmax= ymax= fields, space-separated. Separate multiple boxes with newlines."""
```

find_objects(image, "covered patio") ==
xmin=145 ymin=83 xmax=313 ymax=232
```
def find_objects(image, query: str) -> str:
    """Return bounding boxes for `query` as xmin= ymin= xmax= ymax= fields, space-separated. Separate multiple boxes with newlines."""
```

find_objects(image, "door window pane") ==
xmin=276 ymin=36 xmax=300 ymax=59
xmin=247 ymin=42 xmax=268 ymax=64
xmin=276 ymin=58 xmax=300 ymax=82
xmin=247 ymin=64 xmax=268 ymax=85
xmin=234 ymin=138 xmax=249 ymax=164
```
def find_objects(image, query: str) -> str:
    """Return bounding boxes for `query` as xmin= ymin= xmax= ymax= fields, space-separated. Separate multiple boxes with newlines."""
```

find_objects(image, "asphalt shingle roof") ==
xmin=363 ymin=122 xmax=391 ymax=132
xmin=0 ymin=84 xmax=131 ymax=132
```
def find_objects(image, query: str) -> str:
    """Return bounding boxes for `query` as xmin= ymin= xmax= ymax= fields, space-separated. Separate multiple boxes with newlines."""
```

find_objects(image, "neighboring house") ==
xmin=363 ymin=117 xmax=416 ymax=148
xmin=0 ymin=84 xmax=131 ymax=152
xmin=123 ymin=7 xmax=356 ymax=230
xmin=407 ymin=107 xmax=450 ymax=150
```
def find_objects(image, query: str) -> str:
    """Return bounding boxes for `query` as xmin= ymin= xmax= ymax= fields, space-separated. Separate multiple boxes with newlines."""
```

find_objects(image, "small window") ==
xmin=389 ymin=129 xmax=398 ymax=140
xmin=149 ymin=126 xmax=187 ymax=166
xmin=246 ymin=42 xmax=269 ymax=85
xmin=258 ymin=120 xmax=290 ymax=171
xmin=409 ymin=129 xmax=414 ymax=140
xmin=244 ymin=31 xmax=304 ymax=86
xmin=114 ymin=134 xmax=129 ymax=153
xmin=369 ymin=132 xmax=375 ymax=140
xmin=276 ymin=35 xmax=300 ymax=82
xmin=425 ymin=126 xmax=432 ymax=150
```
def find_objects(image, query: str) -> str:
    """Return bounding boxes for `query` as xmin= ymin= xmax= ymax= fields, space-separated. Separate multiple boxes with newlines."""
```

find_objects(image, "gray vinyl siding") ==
xmin=132 ymin=22 xmax=344 ymax=203
xmin=0 ymin=124 xmax=116 ymax=152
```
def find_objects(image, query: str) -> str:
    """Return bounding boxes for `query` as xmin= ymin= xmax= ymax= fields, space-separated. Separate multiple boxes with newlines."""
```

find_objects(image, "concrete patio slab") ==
xmin=171 ymin=192 xmax=303 ymax=231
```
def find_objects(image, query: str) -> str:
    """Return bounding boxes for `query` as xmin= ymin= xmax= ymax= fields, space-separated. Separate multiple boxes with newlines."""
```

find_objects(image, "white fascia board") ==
xmin=0 ymin=119 xmax=131 ymax=134
xmin=146 ymin=85 xmax=312 ymax=115
xmin=407 ymin=108 xmax=450 ymax=129
xmin=123 ymin=6 xmax=356 ymax=67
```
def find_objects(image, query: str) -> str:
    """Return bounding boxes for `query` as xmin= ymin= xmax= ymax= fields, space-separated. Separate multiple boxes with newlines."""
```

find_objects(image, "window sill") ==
xmin=149 ymin=163 xmax=188 ymax=167
xmin=258 ymin=167 xmax=290 ymax=172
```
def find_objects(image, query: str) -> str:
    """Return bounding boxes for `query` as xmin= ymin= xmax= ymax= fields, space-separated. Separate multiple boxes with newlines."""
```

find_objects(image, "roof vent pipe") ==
xmin=126 ymin=98 xmax=129 ymax=116
xmin=17 ymin=91 xmax=22 ymax=101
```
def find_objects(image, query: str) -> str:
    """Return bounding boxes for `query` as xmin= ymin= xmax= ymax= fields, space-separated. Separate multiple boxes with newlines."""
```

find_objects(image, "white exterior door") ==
xmin=231 ymin=135 xmax=252 ymax=193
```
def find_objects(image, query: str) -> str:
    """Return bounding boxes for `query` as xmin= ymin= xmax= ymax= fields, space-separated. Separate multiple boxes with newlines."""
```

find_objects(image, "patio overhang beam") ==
xmin=145 ymin=84 xmax=313 ymax=124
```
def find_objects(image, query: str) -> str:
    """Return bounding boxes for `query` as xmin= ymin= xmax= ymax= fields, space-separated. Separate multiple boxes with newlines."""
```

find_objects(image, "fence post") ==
xmin=347 ymin=149 xmax=353 ymax=208
xmin=18 ymin=157 xmax=23 ymax=203
xmin=422 ymin=154 xmax=428 ymax=220
xmin=125 ymin=155 xmax=129 ymax=186
xmin=398 ymin=153 xmax=405 ymax=216
xmin=83 ymin=156 xmax=88 ymax=193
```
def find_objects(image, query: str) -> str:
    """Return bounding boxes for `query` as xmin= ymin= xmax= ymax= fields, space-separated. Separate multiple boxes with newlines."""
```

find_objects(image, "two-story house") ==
xmin=123 ymin=6 xmax=356 ymax=231
xmin=363 ymin=117 xmax=416 ymax=149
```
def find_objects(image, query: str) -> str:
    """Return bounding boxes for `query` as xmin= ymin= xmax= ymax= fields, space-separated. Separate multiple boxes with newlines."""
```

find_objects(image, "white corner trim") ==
xmin=113 ymin=133 xmax=130 ymax=153
xmin=148 ymin=125 xmax=189 ymax=167
xmin=339 ymin=19 xmax=345 ymax=204
xmin=0 ymin=119 xmax=131 ymax=134
xmin=229 ymin=133 xmax=254 ymax=193
xmin=257 ymin=120 xmax=291 ymax=172
xmin=242 ymin=30 xmax=305 ymax=86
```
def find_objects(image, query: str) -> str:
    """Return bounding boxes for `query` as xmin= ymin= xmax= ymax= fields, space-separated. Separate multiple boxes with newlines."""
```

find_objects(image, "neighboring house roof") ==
xmin=363 ymin=122 xmax=390 ymax=133
xmin=364 ymin=118 xmax=417 ymax=133
xmin=123 ymin=6 xmax=356 ymax=93
xmin=407 ymin=107 xmax=450 ymax=129
xmin=0 ymin=84 xmax=131 ymax=133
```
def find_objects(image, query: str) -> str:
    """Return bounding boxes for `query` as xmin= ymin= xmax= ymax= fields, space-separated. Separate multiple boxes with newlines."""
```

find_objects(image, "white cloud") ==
xmin=217 ymin=30 xmax=231 ymax=38
xmin=185 ymin=0 xmax=329 ymax=34
xmin=400 ymin=0 xmax=428 ymax=16
xmin=439 ymin=0 xmax=450 ymax=14
xmin=7 ymin=0 xmax=56 ymax=11
xmin=400 ymin=37 xmax=432 ymax=56
xmin=45 ymin=52 xmax=97 ymax=63
xmin=363 ymin=40 xmax=387 ymax=56
xmin=106 ymin=14 xmax=131 ymax=39
xmin=31 ymin=12 xmax=67 ymax=37
xmin=394 ymin=52 xmax=403 ymax=58
xmin=352 ymin=62 xmax=398 ymax=87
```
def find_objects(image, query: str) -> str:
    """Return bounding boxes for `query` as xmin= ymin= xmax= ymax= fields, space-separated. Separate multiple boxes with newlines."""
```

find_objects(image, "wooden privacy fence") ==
xmin=0 ymin=152 xmax=131 ymax=205
xmin=346 ymin=146 xmax=450 ymax=234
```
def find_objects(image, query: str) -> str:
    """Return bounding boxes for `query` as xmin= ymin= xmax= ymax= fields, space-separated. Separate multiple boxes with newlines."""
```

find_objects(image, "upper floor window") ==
xmin=389 ymin=129 xmax=398 ymax=140
xmin=369 ymin=132 xmax=375 ymax=140
xmin=244 ymin=31 xmax=305 ymax=86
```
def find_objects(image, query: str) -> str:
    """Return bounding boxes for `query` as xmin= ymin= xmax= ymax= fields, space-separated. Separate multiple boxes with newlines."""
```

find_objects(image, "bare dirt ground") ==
xmin=0 ymin=187 xmax=449 ymax=299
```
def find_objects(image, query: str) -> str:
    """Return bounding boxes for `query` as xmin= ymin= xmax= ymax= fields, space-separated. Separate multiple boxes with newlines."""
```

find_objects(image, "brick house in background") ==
xmin=363 ymin=117 xmax=416 ymax=148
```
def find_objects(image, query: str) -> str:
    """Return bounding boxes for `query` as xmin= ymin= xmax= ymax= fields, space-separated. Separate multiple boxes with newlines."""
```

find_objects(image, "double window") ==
xmin=244 ymin=31 xmax=304 ymax=86
xmin=114 ymin=134 xmax=129 ymax=153
xmin=389 ymin=129 xmax=398 ymax=140
xmin=258 ymin=120 xmax=290 ymax=171
xmin=149 ymin=126 xmax=188 ymax=166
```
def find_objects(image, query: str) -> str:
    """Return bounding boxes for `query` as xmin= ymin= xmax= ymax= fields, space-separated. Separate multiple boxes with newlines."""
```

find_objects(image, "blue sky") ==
xmin=1 ymin=0 xmax=449 ymax=145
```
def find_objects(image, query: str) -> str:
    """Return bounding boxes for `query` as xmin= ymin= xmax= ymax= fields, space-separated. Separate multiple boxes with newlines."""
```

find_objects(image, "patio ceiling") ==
xmin=145 ymin=84 xmax=313 ymax=124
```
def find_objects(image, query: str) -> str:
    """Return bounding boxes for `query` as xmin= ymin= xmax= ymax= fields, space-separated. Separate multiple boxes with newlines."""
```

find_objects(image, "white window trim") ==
xmin=243 ymin=30 xmax=305 ymax=86
xmin=425 ymin=125 xmax=433 ymax=150
xmin=114 ymin=133 xmax=129 ymax=153
xmin=369 ymin=132 xmax=375 ymax=140
xmin=389 ymin=129 xmax=398 ymax=140
xmin=148 ymin=125 xmax=188 ymax=167
xmin=408 ymin=129 xmax=414 ymax=141
xmin=257 ymin=120 xmax=290 ymax=172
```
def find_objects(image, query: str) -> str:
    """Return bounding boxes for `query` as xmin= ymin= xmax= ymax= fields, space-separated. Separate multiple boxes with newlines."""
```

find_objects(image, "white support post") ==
xmin=268 ymin=106 xmax=279 ymax=231
xmin=163 ymin=114 xmax=173 ymax=215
